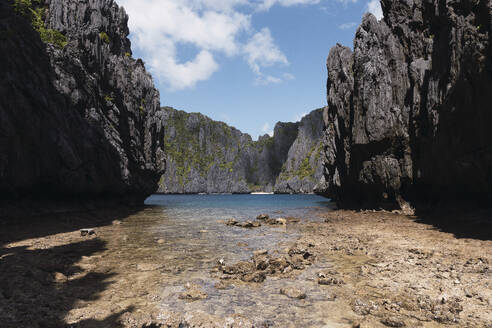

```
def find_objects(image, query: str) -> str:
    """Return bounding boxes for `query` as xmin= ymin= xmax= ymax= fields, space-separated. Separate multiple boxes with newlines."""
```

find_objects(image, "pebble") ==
xmin=280 ymin=287 xmax=306 ymax=299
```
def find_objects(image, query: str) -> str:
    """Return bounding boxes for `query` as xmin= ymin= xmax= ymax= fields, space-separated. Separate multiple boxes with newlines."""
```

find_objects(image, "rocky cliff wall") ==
xmin=158 ymin=107 xmax=324 ymax=194
xmin=321 ymin=0 xmax=492 ymax=210
xmin=274 ymin=108 xmax=325 ymax=194
xmin=0 ymin=0 xmax=165 ymax=204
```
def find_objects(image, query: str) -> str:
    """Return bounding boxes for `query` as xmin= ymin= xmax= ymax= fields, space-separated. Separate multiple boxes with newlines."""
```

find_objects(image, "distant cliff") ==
xmin=0 ymin=0 xmax=165 ymax=204
xmin=274 ymin=109 xmax=325 ymax=194
xmin=320 ymin=0 xmax=492 ymax=210
xmin=158 ymin=107 xmax=324 ymax=194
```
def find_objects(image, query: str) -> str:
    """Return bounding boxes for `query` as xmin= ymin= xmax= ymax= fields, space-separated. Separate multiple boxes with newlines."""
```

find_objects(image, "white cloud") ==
xmin=367 ymin=0 xmax=383 ymax=20
xmin=119 ymin=0 xmax=360 ymax=90
xmin=261 ymin=122 xmax=274 ymax=136
xmin=338 ymin=22 xmax=357 ymax=29
xmin=244 ymin=28 xmax=292 ymax=85
xmin=295 ymin=112 xmax=308 ymax=121
xmin=257 ymin=0 xmax=320 ymax=11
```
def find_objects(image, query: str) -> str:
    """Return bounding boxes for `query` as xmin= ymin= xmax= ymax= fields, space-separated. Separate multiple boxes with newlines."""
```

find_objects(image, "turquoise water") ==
xmin=145 ymin=193 xmax=334 ymax=216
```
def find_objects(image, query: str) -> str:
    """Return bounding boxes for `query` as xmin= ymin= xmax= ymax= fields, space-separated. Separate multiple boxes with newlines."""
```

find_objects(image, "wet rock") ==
xmin=380 ymin=317 xmax=405 ymax=327
xmin=241 ymin=271 xmax=266 ymax=283
xmin=280 ymin=287 xmax=306 ymax=299
xmin=226 ymin=218 xmax=238 ymax=226
xmin=352 ymin=299 xmax=378 ymax=316
xmin=214 ymin=281 xmax=233 ymax=290
xmin=256 ymin=214 xmax=269 ymax=221
xmin=285 ymin=217 xmax=300 ymax=223
xmin=253 ymin=249 xmax=268 ymax=256
xmin=236 ymin=220 xmax=261 ymax=228
xmin=222 ymin=261 xmax=255 ymax=275
xmin=265 ymin=218 xmax=287 ymax=225
xmin=253 ymin=255 xmax=270 ymax=270
xmin=288 ymin=245 xmax=314 ymax=260
xmin=318 ymin=277 xmax=345 ymax=285
xmin=178 ymin=283 xmax=207 ymax=301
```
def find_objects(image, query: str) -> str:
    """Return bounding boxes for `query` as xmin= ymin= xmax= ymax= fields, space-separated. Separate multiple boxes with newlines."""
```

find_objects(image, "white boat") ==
xmin=250 ymin=192 xmax=274 ymax=195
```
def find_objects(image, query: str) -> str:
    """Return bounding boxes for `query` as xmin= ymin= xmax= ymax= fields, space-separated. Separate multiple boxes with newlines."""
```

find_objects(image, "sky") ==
xmin=118 ymin=0 xmax=383 ymax=139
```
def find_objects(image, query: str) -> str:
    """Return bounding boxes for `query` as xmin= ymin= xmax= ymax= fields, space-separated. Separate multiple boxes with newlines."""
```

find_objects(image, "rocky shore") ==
xmin=1 ymin=208 xmax=490 ymax=327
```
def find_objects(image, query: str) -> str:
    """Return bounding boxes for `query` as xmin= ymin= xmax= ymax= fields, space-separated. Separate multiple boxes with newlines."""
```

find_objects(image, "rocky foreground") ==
xmin=1 ymin=209 xmax=490 ymax=327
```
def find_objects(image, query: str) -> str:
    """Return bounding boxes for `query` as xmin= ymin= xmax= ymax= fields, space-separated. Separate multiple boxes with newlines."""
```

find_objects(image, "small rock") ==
xmin=112 ymin=220 xmax=122 ymax=225
xmin=265 ymin=218 xmax=287 ymax=225
xmin=80 ymin=228 xmax=96 ymax=236
xmin=318 ymin=277 xmax=345 ymax=285
xmin=253 ymin=249 xmax=268 ymax=256
xmin=256 ymin=214 xmax=269 ymax=221
xmin=286 ymin=217 xmax=300 ymax=223
xmin=380 ymin=317 xmax=405 ymax=327
xmin=276 ymin=218 xmax=287 ymax=225
xmin=236 ymin=220 xmax=261 ymax=228
xmin=214 ymin=281 xmax=233 ymax=290
xmin=280 ymin=287 xmax=306 ymax=299
xmin=241 ymin=271 xmax=266 ymax=283
xmin=222 ymin=261 xmax=255 ymax=275
xmin=179 ymin=284 xmax=207 ymax=301
xmin=53 ymin=272 xmax=68 ymax=283
xmin=226 ymin=218 xmax=238 ymax=226
xmin=156 ymin=239 xmax=165 ymax=244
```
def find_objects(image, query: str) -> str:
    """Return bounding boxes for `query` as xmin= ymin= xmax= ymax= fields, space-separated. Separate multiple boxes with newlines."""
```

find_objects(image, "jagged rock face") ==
xmin=158 ymin=107 xmax=250 ymax=194
xmin=0 ymin=0 xmax=165 ymax=203
xmin=158 ymin=107 xmax=321 ymax=194
xmin=274 ymin=109 xmax=325 ymax=194
xmin=322 ymin=0 xmax=492 ymax=209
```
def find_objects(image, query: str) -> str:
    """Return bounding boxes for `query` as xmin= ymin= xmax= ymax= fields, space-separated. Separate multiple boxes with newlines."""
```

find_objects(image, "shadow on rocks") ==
xmin=0 ymin=221 xmax=134 ymax=327
xmin=414 ymin=205 xmax=492 ymax=241
xmin=0 ymin=200 xmax=143 ymax=247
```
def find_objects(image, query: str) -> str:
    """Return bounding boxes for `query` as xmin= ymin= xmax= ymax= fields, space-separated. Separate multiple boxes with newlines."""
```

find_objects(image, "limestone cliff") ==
xmin=274 ymin=108 xmax=325 ymax=194
xmin=321 ymin=0 xmax=492 ymax=210
xmin=0 ymin=0 xmax=165 ymax=204
xmin=158 ymin=107 xmax=324 ymax=194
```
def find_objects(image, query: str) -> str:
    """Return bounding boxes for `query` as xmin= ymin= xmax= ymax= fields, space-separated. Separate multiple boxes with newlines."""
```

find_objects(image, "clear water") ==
xmin=109 ymin=194 xmax=342 ymax=326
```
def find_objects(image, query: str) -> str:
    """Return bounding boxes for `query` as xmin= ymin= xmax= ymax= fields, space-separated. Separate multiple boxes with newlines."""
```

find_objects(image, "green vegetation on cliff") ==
xmin=13 ymin=0 xmax=67 ymax=48
xmin=159 ymin=107 xmax=324 ymax=194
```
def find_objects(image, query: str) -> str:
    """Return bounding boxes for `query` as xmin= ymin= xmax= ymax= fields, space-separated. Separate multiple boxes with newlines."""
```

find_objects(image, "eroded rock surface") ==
xmin=0 ymin=0 xmax=165 ymax=203
xmin=321 ymin=0 xmax=492 ymax=209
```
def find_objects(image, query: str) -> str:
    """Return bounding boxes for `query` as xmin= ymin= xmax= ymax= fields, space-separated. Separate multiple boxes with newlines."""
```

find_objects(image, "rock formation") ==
xmin=158 ymin=107 xmax=324 ymax=194
xmin=321 ymin=0 xmax=492 ymax=210
xmin=274 ymin=108 xmax=325 ymax=194
xmin=0 ymin=0 xmax=165 ymax=204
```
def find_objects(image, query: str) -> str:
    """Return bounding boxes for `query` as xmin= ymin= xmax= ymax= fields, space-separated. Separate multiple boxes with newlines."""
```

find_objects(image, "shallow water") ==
xmin=95 ymin=195 xmax=345 ymax=326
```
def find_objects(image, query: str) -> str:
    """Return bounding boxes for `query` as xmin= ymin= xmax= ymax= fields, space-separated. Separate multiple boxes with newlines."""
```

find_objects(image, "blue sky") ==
xmin=118 ymin=0 xmax=383 ymax=139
